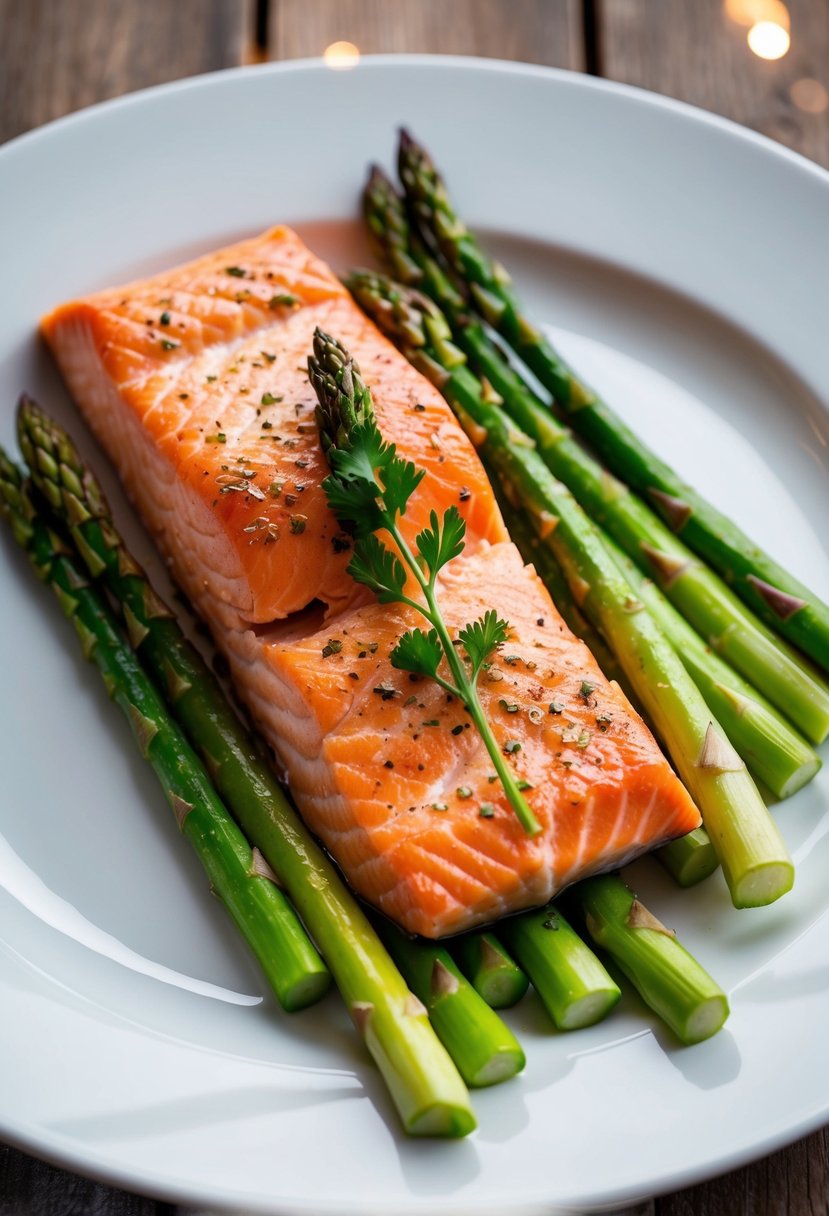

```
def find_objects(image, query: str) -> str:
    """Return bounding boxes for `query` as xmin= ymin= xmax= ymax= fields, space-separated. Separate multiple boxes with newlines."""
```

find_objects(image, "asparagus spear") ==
xmin=452 ymin=932 xmax=529 ymax=1009
xmin=500 ymin=906 xmax=621 ymax=1030
xmin=656 ymin=830 xmax=721 ymax=889
xmin=498 ymin=497 xmax=720 ymax=888
xmin=346 ymin=272 xmax=793 ymax=909
xmin=396 ymin=129 xmax=829 ymax=673
xmin=0 ymin=454 xmax=329 ymax=1013
xmin=376 ymin=922 xmax=526 ymax=1086
xmin=566 ymin=876 xmax=729 ymax=1045
xmin=364 ymin=164 xmax=829 ymax=750
xmin=15 ymin=401 xmax=475 ymax=1139
xmin=601 ymin=533 xmax=820 ymax=800
xmin=469 ymin=355 xmax=829 ymax=750
xmin=480 ymin=469 xmax=718 ymax=886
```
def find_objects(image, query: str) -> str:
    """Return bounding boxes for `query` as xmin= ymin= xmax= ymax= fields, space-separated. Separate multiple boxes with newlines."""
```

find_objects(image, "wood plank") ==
xmin=0 ymin=1143 xmax=172 ymax=1215
xmin=598 ymin=0 xmax=829 ymax=168
xmin=656 ymin=1129 xmax=829 ymax=1216
xmin=269 ymin=0 xmax=584 ymax=69
xmin=0 ymin=0 xmax=252 ymax=144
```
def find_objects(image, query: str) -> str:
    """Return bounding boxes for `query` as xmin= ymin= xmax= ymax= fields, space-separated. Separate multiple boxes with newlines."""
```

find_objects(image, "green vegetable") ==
xmin=365 ymin=158 xmax=829 ymax=749
xmin=377 ymin=922 xmax=526 ymax=1087
xmin=0 ymin=451 xmax=329 ymax=1015
xmin=15 ymin=398 xmax=476 ymax=1139
xmin=396 ymin=128 xmax=829 ymax=675
xmin=452 ymin=932 xmax=529 ymax=1008
xmin=500 ymin=906 xmax=621 ymax=1030
xmin=567 ymin=876 xmax=729 ymax=1045
xmin=346 ymin=273 xmax=793 ymax=910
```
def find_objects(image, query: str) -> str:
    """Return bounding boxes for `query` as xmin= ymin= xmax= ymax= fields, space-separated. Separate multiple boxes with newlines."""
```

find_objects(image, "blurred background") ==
xmin=1 ymin=0 xmax=827 ymax=169
xmin=0 ymin=2 xmax=827 ymax=1215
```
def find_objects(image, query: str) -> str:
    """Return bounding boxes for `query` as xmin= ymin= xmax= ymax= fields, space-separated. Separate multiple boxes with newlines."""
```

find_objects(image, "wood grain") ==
xmin=598 ymin=0 xmax=829 ymax=168
xmin=0 ymin=1142 xmax=173 ymax=1215
xmin=0 ymin=0 xmax=252 ymax=145
xmin=657 ymin=1128 xmax=829 ymax=1215
xmin=269 ymin=0 xmax=584 ymax=69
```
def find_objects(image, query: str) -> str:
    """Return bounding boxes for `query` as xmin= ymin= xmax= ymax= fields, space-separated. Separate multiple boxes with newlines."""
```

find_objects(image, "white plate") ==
xmin=1 ymin=56 xmax=828 ymax=1215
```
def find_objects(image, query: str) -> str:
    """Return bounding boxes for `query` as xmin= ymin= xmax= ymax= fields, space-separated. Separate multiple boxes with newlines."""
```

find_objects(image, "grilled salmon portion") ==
xmin=42 ymin=225 xmax=701 ymax=937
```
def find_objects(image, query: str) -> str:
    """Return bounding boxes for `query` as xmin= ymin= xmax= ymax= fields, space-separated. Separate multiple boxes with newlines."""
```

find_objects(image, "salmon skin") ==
xmin=42 ymin=225 xmax=701 ymax=938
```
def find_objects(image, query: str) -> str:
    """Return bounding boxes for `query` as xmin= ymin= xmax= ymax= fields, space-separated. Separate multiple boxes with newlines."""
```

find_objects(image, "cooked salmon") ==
xmin=42 ymin=225 xmax=701 ymax=937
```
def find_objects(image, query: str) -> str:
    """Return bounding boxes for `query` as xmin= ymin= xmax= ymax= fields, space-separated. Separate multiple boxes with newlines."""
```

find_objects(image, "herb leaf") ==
xmin=390 ymin=627 xmax=442 ymax=678
xmin=308 ymin=327 xmax=540 ymax=837
xmin=348 ymin=533 xmax=407 ymax=603
xmin=416 ymin=506 xmax=466 ymax=582
xmin=458 ymin=609 xmax=509 ymax=675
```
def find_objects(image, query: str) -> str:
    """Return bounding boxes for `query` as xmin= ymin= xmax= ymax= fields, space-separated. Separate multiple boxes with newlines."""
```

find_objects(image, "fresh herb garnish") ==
xmin=307 ymin=328 xmax=540 ymax=836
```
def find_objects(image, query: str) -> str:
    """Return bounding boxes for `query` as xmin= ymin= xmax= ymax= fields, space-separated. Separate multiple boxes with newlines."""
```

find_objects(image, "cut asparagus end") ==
xmin=377 ymin=922 xmax=526 ymax=1089
xmin=453 ymin=931 xmax=529 ymax=1009
xmin=500 ymin=906 xmax=621 ymax=1032
xmin=778 ymin=755 xmax=822 ymax=800
xmin=701 ymin=764 xmax=795 ymax=909
xmin=683 ymin=995 xmax=731 ymax=1045
xmin=569 ymin=875 xmax=729 ymax=1046
xmin=656 ymin=828 xmax=720 ymax=888
xmin=407 ymin=1103 xmax=478 ymax=1139
xmin=558 ymin=986 xmax=623 ymax=1031
xmin=470 ymin=1047 xmax=528 ymax=1088
xmin=731 ymin=860 xmax=795 ymax=910
xmin=281 ymin=968 xmax=333 ymax=1013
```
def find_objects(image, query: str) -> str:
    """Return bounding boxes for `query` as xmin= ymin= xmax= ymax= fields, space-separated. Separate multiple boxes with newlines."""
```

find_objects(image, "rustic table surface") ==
xmin=1 ymin=1 xmax=827 ymax=1214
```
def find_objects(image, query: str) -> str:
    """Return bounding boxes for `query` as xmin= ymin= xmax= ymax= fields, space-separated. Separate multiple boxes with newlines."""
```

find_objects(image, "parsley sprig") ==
xmin=308 ymin=328 xmax=540 ymax=836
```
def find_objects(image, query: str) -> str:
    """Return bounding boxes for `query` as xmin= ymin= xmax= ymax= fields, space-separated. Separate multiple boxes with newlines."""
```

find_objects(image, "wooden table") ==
xmin=1 ymin=2 xmax=827 ymax=1213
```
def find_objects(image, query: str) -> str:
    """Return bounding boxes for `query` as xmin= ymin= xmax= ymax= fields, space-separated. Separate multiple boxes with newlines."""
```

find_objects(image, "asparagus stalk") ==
xmin=472 ymin=357 xmax=829 ymax=749
xmin=452 ymin=932 xmax=529 ymax=1009
xmin=496 ymin=488 xmax=627 ymax=688
xmin=376 ymin=922 xmax=526 ymax=1086
xmin=566 ymin=876 xmax=729 ymax=1045
xmin=346 ymin=272 xmax=793 ymax=909
xmin=492 ymin=480 xmax=719 ymax=887
xmin=396 ymin=130 xmax=829 ymax=674
xmin=601 ymin=533 xmax=820 ymax=800
xmin=656 ymin=830 xmax=720 ymax=888
xmin=0 ymin=454 xmax=329 ymax=1013
xmin=499 ymin=906 xmax=621 ymax=1030
xmin=364 ymin=165 xmax=829 ymax=750
xmin=15 ymin=401 xmax=475 ymax=1139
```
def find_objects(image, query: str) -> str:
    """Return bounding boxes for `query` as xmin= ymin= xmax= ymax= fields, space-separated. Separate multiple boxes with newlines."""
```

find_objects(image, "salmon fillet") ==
xmin=42 ymin=225 xmax=701 ymax=937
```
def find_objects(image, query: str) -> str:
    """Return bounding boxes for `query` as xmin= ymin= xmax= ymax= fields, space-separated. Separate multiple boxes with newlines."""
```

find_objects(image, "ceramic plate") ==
xmin=1 ymin=56 xmax=827 ymax=1215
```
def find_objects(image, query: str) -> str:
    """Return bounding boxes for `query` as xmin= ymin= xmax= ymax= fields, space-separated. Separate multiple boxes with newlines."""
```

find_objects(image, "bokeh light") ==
xmin=323 ymin=41 xmax=361 ymax=70
xmin=747 ymin=20 xmax=791 ymax=59
xmin=790 ymin=78 xmax=829 ymax=114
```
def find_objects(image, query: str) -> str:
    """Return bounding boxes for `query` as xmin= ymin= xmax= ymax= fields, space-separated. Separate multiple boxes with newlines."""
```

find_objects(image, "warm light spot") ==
xmin=725 ymin=0 xmax=789 ymax=29
xmin=747 ymin=20 xmax=791 ymax=59
xmin=323 ymin=41 xmax=360 ymax=70
xmin=790 ymin=77 xmax=829 ymax=114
